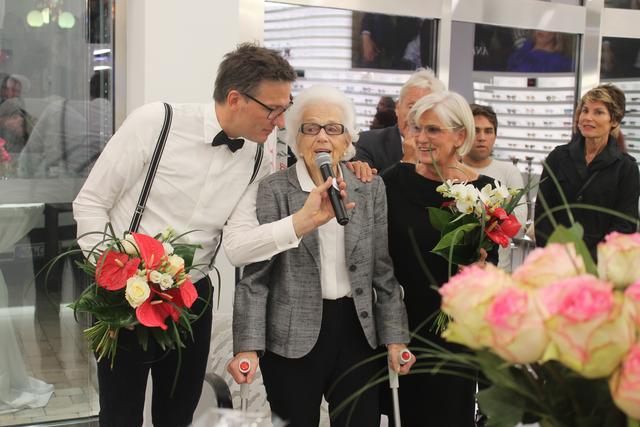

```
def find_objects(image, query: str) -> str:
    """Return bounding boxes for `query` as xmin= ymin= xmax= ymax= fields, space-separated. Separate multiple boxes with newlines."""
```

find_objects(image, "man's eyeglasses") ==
xmin=409 ymin=124 xmax=461 ymax=137
xmin=300 ymin=123 xmax=345 ymax=136
xmin=242 ymin=93 xmax=293 ymax=121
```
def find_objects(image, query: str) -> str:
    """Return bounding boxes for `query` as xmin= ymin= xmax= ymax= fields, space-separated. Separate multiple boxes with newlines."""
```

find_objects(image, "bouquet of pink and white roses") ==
xmin=436 ymin=230 xmax=640 ymax=427
xmin=70 ymin=227 xmax=202 ymax=367
xmin=428 ymin=179 xmax=524 ymax=266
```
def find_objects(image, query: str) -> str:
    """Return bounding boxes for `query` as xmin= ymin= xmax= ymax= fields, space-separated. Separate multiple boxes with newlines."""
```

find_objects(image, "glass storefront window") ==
xmin=604 ymin=0 xmax=640 ymax=9
xmin=0 ymin=0 xmax=113 ymax=425
xmin=449 ymin=21 xmax=580 ymax=228
xmin=600 ymin=37 xmax=640 ymax=161
xmin=264 ymin=2 xmax=438 ymax=169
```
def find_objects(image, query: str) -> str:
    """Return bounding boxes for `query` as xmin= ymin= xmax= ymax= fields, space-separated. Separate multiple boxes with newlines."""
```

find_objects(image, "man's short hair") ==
xmin=470 ymin=103 xmax=498 ymax=133
xmin=213 ymin=43 xmax=297 ymax=103
xmin=399 ymin=68 xmax=445 ymax=101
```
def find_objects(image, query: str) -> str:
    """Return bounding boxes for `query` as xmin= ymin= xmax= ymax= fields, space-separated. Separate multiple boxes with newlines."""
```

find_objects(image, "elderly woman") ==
xmin=382 ymin=91 xmax=495 ymax=426
xmin=535 ymin=84 xmax=639 ymax=258
xmin=229 ymin=85 xmax=412 ymax=426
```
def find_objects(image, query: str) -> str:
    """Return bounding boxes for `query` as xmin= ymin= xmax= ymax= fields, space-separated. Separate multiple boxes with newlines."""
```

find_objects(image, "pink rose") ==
xmin=624 ymin=281 xmax=640 ymax=327
xmin=440 ymin=264 xmax=512 ymax=349
xmin=609 ymin=343 xmax=640 ymax=420
xmin=537 ymin=275 xmax=635 ymax=378
xmin=484 ymin=286 xmax=548 ymax=363
xmin=598 ymin=232 xmax=640 ymax=288
xmin=513 ymin=243 xmax=585 ymax=288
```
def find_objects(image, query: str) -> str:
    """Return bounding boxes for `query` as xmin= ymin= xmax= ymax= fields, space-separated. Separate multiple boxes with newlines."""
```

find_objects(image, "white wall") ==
xmin=125 ymin=0 xmax=241 ymax=110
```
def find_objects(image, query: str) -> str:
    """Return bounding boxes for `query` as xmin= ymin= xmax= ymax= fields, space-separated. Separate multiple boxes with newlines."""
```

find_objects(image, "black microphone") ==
xmin=315 ymin=153 xmax=349 ymax=226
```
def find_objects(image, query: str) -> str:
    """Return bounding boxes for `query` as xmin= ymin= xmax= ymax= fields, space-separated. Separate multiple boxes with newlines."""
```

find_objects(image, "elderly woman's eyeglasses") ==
xmin=242 ymin=93 xmax=293 ymax=121
xmin=409 ymin=124 xmax=461 ymax=137
xmin=300 ymin=123 xmax=345 ymax=135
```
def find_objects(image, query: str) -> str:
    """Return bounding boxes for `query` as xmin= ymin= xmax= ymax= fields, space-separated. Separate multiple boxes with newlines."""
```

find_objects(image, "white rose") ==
xmin=149 ymin=270 xmax=163 ymax=284
xmin=120 ymin=234 xmax=139 ymax=256
xmin=162 ymin=242 xmax=174 ymax=255
xmin=159 ymin=273 xmax=174 ymax=290
xmin=125 ymin=276 xmax=150 ymax=308
xmin=165 ymin=254 xmax=185 ymax=276
xmin=161 ymin=227 xmax=176 ymax=241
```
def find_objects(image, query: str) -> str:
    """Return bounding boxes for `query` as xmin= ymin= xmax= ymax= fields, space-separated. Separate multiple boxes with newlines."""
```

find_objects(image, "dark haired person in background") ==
xmin=462 ymin=104 xmax=526 ymax=271
xmin=535 ymin=84 xmax=639 ymax=258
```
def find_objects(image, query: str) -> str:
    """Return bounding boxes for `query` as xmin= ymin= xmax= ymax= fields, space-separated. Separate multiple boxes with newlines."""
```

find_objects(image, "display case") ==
xmin=473 ymin=75 xmax=576 ymax=176
xmin=599 ymin=79 xmax=640 ymax=162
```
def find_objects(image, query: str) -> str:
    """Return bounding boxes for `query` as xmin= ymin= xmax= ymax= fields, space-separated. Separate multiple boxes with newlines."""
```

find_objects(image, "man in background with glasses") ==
xmin=353 ymin=68 xmax=445 ymax=174
xmin=73 ymin=43 xmax=354 ymax=427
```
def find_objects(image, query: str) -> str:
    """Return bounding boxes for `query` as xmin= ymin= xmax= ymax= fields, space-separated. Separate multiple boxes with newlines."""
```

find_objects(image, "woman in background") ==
xmin=382 ymin=91 xmax=496 ymax=426
xmin=534 ymin=84 xmax=639 ymax=258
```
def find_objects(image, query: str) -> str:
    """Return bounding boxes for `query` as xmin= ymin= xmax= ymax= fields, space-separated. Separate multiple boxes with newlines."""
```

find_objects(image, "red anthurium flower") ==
xmin=95 ymin=251 xmax=140 ymax=290
xmin=166 ymin=279 xmax=198 ymax=309
xmin=500 ymin=214 xmax=521 ymax=237
xmin=442 ymin=200 xmax=455 ymax=208
xmin=131 ymin=232 xmax=165 ymax=270
xmin=488 ymin=207 xmax=508 ymax=221
xmin=485 ymin=223 xmax=510 ymax=247
xmin=485 ymin=214 xmax=521 ymax=248
xmin=136 ymin=298 xmax=180 ymax=330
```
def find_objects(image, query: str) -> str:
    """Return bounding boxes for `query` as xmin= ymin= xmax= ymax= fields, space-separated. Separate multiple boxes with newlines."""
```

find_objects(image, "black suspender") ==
xmin=249 ymin=144 xmax=264 ymax=185
xmin=128 ymin=103 xmax=173 ymax=233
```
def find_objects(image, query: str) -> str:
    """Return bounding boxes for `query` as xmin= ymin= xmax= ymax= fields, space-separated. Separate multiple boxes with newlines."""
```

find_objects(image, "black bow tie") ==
xmin=211 ymin=130 xmax=245 ymax=153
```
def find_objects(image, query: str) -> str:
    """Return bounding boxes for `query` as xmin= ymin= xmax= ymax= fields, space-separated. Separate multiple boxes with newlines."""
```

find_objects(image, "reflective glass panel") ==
xmin=600 ymin=37 xmax=640 ymax=161
xmin=0 ymin=1 xmax=114 ymax=425
xmin=265 ymin=1 xmax=438 ymax=169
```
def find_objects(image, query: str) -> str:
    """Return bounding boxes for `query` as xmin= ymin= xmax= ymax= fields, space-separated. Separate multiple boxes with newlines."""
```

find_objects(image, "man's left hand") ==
xmin=345 ymin=160 xmax=377 ymax=182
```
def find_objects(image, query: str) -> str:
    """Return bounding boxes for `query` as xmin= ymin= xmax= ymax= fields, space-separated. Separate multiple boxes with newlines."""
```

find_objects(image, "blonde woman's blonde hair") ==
xmin=408 ymin=90 xmax=476 ymax=157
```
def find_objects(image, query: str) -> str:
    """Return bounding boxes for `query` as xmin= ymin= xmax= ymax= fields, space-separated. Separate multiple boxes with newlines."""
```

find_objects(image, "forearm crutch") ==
xmin=238 ymin=358 xmax=251 ymax=412
xmin=389 ymin=349 xmax=412 ymax=427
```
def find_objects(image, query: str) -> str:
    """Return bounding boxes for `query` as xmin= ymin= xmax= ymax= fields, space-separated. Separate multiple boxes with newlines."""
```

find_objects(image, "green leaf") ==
xmin=547 ymin=224 xmax=597 ymax=274
xmin=136 ymin=326 xmax=149 ymax=351
xmin=477 ymin=385 xmax=526 ymax=427
xmin=432 ymin=243 xmax=478 ymax=266
xmin=427 ymin=207 xmax=454 ymax=232
xmin=432 ymin=223 xmax=480 ymax=252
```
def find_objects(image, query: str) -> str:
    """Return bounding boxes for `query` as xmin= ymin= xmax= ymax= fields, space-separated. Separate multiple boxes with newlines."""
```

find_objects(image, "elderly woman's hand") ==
xmin=387 ymin=343 xmax=414 ymax=374
xmin=292 ymin=176 xmax=355 ymax=237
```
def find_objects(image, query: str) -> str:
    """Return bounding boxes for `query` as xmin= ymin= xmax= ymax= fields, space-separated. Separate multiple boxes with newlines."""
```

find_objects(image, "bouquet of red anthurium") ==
xmin=427 ymin=179 xmax=524 ymax=267
xmin=70 ymin=227 xmax=201 ymax=366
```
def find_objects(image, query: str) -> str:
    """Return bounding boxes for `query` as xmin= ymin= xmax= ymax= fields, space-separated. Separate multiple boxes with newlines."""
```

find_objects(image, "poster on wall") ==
xmin=601 ymin=37 xmax=640 ymax=79
xmin=351 ymin=12 xmax=437 ymax=71
xmin=473 ymin=24 xmax=578 ymax=73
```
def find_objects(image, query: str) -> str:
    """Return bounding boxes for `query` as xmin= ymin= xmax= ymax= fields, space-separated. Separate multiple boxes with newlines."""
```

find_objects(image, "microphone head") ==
xmin=315 ymin=152 xmax=332 ymax=168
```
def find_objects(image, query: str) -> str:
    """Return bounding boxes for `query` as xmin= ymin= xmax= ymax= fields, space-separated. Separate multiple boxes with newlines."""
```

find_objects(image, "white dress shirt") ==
xmin=295 ymin=161 xmax=351 ymax=300
xmin=73 ymin=102 xmax=272 ymax=281
xmin=223 ymin=175 xmax=301 ymax=267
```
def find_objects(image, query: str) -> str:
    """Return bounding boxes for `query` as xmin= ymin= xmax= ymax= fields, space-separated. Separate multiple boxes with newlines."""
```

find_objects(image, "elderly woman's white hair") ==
xmin=284 ymin=85 xmax=359 ymax=161
xmin=408 ymin=90 xmax=476 ymax=157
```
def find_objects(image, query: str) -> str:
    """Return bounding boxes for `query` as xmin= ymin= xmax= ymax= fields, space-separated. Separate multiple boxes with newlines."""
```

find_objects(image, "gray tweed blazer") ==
xmin=232 ymin=163 xmax=409 ymax=358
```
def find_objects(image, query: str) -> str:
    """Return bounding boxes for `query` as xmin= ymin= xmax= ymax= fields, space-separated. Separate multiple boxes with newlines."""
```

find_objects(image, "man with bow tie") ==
xmin=72 ymin=43 xmax=343 ymax=427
